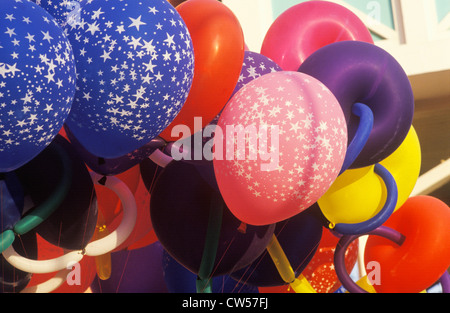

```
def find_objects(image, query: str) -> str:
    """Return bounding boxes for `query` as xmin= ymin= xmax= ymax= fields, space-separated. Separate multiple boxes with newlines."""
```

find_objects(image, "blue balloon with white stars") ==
xmin=0 ymin=0 xmax=76 ymax=173
xmin=64 ymin=0 xmax=195 ymax=158
xmin=32 ymin=0 xmax=87 ymax=28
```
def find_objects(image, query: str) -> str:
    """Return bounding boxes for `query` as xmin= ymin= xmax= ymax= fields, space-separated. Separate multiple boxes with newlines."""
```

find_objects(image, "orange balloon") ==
xmin=364 ymin=196 xmax=450 ymax=293
xmin=159 ymin=0 xmax=245 ymax=142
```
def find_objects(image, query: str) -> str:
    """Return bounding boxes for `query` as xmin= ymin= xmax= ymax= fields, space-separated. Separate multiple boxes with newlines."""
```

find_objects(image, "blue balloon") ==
xmin=64 ymin=0 xmax=195 ymax=158
xmin=32 ymin=0 xmax=87 ymax=27
xmin=162 ymin=249 xmax=259 ymax=294
xmin=0 ymin=0 xmax=76 ymax=172
xmin=91 ymin=242 xmax=169 ymax=293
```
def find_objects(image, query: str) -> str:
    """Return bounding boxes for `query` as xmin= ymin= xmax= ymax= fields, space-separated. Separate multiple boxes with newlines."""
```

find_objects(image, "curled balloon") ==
xmin=231 ymin=208 xmax=322 ymax=288
xmin=26 ymin=234 xmax=97 ymax=293
xmin=0 ymin=231 xmax=37 ymax=293
xmin=65 ymin=0 xmax=194 ymax=158
xmin=15 ymin=135 xmax=98 ymax=251
xmin=298 ymin=41 xmax=414 ymax=168
xmin=159 ymin=0 xmax=245 ymax=142
xmin=0 ymin=0 xmax=76 ymax=172
xmin=364 ymin=196 xmax=450 ymax=293
xmin=214 ymin=71 xmax=347 ymax=226
xmin=261 ymin=0 xmax=373 ymax=71
xmin=318 ymin=126 xmax=421 ymax=233
xmin=150 ymin=160 xmax=275 ymax=279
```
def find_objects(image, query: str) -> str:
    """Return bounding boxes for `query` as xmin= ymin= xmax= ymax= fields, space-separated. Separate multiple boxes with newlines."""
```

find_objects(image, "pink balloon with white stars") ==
xmin=213 ymin=71 xmax=347 ymax=225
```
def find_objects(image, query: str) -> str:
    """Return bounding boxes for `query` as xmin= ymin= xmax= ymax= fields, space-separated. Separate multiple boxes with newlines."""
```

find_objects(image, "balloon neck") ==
xmin=196 ymin=276 xmax=213 ymax=293
xmin=238 ymin=222 xmax=247 ymax=234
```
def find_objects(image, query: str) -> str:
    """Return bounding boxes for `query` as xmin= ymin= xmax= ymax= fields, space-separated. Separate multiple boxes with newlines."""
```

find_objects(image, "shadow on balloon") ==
xmin=150 ymin=160 xmax=275 ymax=289
xmin=90 ymin=241 xmax=168 ymax=293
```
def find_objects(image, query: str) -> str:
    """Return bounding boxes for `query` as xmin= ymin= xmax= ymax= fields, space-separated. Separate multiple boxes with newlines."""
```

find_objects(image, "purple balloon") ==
xmin=232 ymin=51 xmax=282 ymax=97
xmin=91 ymin=242 xmax=168 ymax=293
xmin=150 ymin=161 xmax=275 ymax=277
xmin=298 ymin=41 xmax=414 ymax=168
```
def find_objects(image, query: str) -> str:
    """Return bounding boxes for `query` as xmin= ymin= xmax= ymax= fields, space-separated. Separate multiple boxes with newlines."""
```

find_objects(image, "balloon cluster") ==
xmin=0 ymin=0 xmax=449 ymax=294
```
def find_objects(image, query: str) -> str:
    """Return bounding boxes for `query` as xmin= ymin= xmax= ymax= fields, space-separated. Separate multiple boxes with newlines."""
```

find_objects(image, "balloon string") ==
xmin=266 ymin=234 xmax=316 ymax=293
xmin=196 ymin=191 xmax=223 ymax=293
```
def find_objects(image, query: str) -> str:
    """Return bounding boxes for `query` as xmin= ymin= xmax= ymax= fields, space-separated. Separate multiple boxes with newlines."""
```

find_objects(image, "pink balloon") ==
xmin=261 ymin=1 xmax=374 ymax=71
xmin=213 ymin=71 xmax=347 ymax=225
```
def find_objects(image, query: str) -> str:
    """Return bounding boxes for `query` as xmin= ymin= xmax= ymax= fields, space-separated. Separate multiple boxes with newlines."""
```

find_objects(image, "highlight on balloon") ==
xmin=0 ymin=0 xmax=449 ymax=295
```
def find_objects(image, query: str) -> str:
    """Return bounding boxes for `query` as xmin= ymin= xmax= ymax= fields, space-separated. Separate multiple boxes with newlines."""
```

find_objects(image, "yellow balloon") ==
xmin=266 ymin=234 xmax=316 ymax=293
xmin=379 ymin=126 xmax=421 ymax=211
xmin=318 ymin=126 xmax=421 ymax=226
xmin=93 ymin=211 xmax=112 ymax=281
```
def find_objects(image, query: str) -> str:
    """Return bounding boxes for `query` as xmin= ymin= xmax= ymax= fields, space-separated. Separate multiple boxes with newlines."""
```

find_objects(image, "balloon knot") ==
xmin=238 ymin=222 xmax=247 ymax=234
xmin=98 ymin=176 xmax=107 ymax=186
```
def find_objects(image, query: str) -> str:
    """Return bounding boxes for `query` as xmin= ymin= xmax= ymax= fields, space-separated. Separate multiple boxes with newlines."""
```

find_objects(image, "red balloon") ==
xmin=303 ymin=228 xmax=358 ymax=293
xmin=159 ymin=0 xmax=245 ymax=142
xmin=261 ymin=1 xmax=374 ymax=71
xmin=27 ymin=235 xmax=96 ymax=293
xmin=364 ymin=196 xmax=450 ymax=293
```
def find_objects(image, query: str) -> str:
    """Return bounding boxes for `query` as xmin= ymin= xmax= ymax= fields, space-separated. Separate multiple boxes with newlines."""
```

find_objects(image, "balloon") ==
xmin=93 ymin=164 xmax=151 ymax=251
xmin=64 ymin=0 xmax=194 ymax=158
xmin=32 ymin=0 xmax=86 ymax=27
xmin=318 ymin=126 xmax=421 ymax=229
xmin=364 ymin=196 xmax=450 ymax=293
xmin=159 ymin=0 xmax=245 ymax=142
xmin=0 ymin=231 xmax=37 ymax=293
xmin=15 ymin=135 xmax=98 ymax=250
xmin=27 ymin=234 xmax=97 ymax=293
xmin=163 ymin=248 xmax=259 ymax=293
xmin=261 ymin=1 xmax=373 ymax=71
xmin=214 ymin=71 xmax=347 ymax=225
xmin=302 ymin=228 xmax=358 ymax=293
xmin=232 ymin=51 xmax=282 ymax=97
xmin=95 ymin=165 xmax=141 ymax=227
xmin=0 ymin=0 xmax=76 ymax=172
xmin=379 ymin=126 xmax=421 ymax=210
xmin=64 ymin=125 xmax=166 ymax=176
xmin=90 ymin=241 xmax=168 ymax=293
xmin=150 ymin=160 xmax=275 ymax=278
xmin=0 ymin=172 xmax=24 ymax=233
xmin=298 ymin=41 xmax=414 ymax=168
xmin=139 ymin=157 xmax=165 ymax=193
xmin=231 ymin=208 xmax=322 ymax=287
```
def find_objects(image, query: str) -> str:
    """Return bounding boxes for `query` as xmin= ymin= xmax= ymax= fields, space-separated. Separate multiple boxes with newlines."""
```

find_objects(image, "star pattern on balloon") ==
xmin=220 ymin=73 xmax=346 ymax=204
xmin=214 ymin=71 xmax=347 ymax=225
xmin=64 ymin=0 xmax=194 ymax=157
xmin=233 ymin=51 xmax=282 ymax=95
xmin=0 ymin=0 xmax=76 ymax=171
